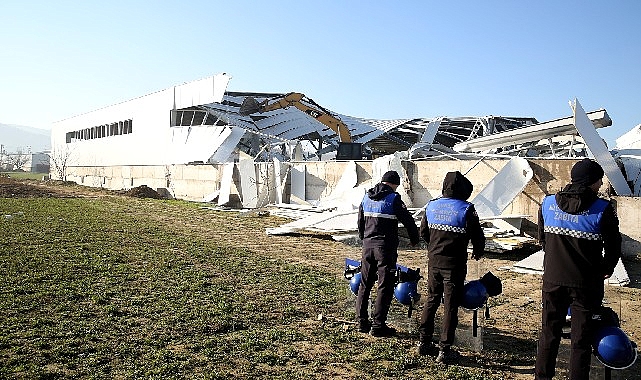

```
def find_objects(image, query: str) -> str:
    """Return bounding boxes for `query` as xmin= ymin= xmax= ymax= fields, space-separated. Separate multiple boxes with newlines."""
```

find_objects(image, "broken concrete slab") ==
xmin=265 ymin=209 xmax=358 ymax=235
xmin=217 ymin=162 xmax=234 ymax=206
xmin=268 ymin=203 xmax=337 ymax=220
xmin=317 ymin=160 xmax=362 ymax=211
xmin=273 ymin=158 xmax=285 ymax=204
xmin=238 ymin=159 xmax=258 ymax=208
xmin=471 ymin=157 xmax=534 ymax=219
xmin=613 ymin=150 xmax=641 ymax=196
xmin=482 ymin=224 xmax=537 ymax=252
xmin=372 ymin=153 xmax=412 ymax=206
xmin=290 ymin=164 xmax=308 ymax=205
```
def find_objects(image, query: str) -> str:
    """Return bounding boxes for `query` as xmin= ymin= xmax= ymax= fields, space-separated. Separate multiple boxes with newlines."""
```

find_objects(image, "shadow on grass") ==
xmin=458 ymin=327 xmax=537 ymax=376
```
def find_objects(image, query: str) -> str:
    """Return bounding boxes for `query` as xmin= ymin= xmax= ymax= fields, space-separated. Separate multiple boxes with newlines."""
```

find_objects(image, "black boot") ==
xmin=358 ymin=320 xmax=371 ymax=333
xmin=436 ymin=348 xmax=460 ymax=365
xmin=417 ymin=341 xmax=438 ymax=356
xmin=370 ymin=325 xmax=396 ymax=337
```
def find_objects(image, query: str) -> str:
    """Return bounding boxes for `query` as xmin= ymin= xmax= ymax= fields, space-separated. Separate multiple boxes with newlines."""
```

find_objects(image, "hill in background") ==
xmin=0 ymin=123 xmax=51 ymax=153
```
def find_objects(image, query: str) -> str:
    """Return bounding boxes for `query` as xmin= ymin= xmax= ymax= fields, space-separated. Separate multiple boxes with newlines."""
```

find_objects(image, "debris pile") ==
xmin=122 ymin=185 xmax=163 ymax=199
xmin=199 ymin=97 xmax=639 ymax=286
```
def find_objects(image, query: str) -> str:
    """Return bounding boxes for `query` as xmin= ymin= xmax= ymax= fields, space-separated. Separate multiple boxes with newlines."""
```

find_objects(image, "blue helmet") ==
xmin=349 ymin=272 xmax=361 ymax=295
xmin=394 ymin=281 xmax=419 ymax=305
xmin=593 ymin=326 xmax=638 ymax=369
xmin=461 ymin=280 xmax=488 ymax=310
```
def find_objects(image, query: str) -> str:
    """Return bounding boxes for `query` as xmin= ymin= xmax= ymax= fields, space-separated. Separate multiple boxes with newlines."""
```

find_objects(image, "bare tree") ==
xmin=5 ymin=149 xmax=30 ymax=171
xmin=48 ymin=145 xmax=75 ymax=181
xmin=0 ymin=144 xmax=6 ymax=170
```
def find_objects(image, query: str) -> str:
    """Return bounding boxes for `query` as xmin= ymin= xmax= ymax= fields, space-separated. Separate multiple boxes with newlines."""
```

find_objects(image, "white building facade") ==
xmin=50 ymin=73 xmax=232 ymax=169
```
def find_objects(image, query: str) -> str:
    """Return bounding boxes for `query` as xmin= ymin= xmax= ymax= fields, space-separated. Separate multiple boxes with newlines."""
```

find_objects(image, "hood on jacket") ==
xmin=367 ymin=182 xmax=395 ymax=201
xmin=442 ymin=171 xmax=473 ymax=200
xmin=555 ymin=183 xmax=599 ymax=214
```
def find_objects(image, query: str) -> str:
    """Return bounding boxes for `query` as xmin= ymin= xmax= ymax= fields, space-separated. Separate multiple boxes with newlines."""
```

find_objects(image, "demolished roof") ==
xmin=181 ymin=91 xmax=624 ymax=164
xmin=615 ymin=123 xmax=641 ymax=149
xmin=452 ymin=109 xmax=611 ymax=156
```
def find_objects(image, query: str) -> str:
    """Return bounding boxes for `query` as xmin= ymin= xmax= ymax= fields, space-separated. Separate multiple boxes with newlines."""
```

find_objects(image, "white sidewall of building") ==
xmin=51 ymin=73 xmax=232 ymax=168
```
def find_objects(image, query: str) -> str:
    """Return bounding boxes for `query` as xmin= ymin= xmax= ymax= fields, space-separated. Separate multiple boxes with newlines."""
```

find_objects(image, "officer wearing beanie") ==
xmin=357 ymin=170 xmax=419 ymax=337
xmin=417 ymin=171 xmax=485 ymax=364
xmin=535 ymin=159 xmax=622 ymax=380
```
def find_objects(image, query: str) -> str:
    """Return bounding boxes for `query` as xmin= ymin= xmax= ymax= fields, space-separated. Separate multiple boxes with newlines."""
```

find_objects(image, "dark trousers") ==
xmin=535 ymin=283 xmax=603 ymax=380
xmin=418 ymin=266 xmax=466 ymax=350
xmin=355 ymin=246 xmax=397 ymax=328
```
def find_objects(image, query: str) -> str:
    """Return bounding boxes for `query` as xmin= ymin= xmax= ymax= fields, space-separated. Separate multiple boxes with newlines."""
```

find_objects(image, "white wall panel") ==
xmin=174 ymin=74 xmax=231 ymax=109
xmin=571 ymin=99 xmax=631 ymax=196
xmin=51 ymin=73 xmax=231 ymax=168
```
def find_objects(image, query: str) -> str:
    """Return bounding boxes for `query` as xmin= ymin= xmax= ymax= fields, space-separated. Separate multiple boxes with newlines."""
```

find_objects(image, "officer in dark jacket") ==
xmin=417 ymin=171 xmax=485 ymax=364
xmin=356 ymin=170 xmax=420 ymax=337
xmin=535 ymin=159 xmax=622 ymax=380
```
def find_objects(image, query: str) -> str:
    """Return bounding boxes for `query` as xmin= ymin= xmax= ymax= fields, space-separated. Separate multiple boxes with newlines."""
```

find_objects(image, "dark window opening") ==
xmin=66 ymin=118 xmax=133 ymax=143
xmin=192 ymin=111 xmax=206 ymax=125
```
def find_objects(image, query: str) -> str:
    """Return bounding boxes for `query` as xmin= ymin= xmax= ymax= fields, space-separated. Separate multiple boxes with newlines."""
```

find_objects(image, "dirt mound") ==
xmin=0 ymin=178 xmax=165 ymax=199
xmin=122 ymin=185 xmax=163 ymax=199
xmin=0 ymin=177 xmax=68 ymax=198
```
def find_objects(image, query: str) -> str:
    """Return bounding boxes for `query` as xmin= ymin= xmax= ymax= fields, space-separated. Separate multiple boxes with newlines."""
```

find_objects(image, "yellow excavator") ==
xmin=239 ymin=92 xmax=352 ymax=143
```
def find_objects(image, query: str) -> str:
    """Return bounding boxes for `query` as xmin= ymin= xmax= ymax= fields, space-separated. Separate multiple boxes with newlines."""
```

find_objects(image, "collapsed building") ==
xmin=52 ymin=73 xmax=628 ymax=166
xmin=50 ymin=73 xmax=641 ymax=269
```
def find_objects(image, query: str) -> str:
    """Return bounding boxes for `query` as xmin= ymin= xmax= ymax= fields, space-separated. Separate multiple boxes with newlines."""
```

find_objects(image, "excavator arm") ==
xmin=239 ymin=92 xmax=352 ymax=143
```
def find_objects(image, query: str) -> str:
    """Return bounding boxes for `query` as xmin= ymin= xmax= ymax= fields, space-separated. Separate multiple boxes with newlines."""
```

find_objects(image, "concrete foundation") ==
xmin=62 ymin=158 xmax=640 ymax=256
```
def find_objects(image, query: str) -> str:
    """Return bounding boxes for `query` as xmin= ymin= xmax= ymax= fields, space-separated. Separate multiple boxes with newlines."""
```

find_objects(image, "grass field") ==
xmin=0 ymin=172 xmax=47 ymax=180
xmin=0 ymin=192 xmax=506 ymax=379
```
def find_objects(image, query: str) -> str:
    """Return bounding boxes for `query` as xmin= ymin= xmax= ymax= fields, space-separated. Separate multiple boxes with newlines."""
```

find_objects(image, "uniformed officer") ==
xmin=535 ymin=158 xmax=622 ymax=380
xmin=417 ymin=171 xmax=485 ymax=364
xmin=356 ymin=170 xmax=419 ymax=337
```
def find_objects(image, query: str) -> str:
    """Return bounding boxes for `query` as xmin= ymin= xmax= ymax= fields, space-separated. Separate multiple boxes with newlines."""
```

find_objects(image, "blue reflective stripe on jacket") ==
xmin=425 ymin=198 xmax=471 ymax=233
xmin=362 ymin=192 xmax=398 ymax=220
xmin=541 ymin=195 xmax=608 ymax=241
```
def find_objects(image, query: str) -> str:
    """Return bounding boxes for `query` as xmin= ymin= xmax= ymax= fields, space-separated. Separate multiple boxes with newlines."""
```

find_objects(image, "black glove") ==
xmin=471 ymin=251 xmax=483 ymax=261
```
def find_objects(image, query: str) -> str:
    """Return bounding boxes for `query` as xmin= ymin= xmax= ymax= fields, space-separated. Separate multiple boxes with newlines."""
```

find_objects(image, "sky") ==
xmin=1 ymin=1 xmax=640 ymax=147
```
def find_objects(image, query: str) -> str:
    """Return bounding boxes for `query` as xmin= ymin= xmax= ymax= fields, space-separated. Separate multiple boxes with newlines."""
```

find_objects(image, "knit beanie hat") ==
xmin=570 ymin=158 xmax=604 ymax=185
xmin=381 ymin=170 xmax=401 ymax=185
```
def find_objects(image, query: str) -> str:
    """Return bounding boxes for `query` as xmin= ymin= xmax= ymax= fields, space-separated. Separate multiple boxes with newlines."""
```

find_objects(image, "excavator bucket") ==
xmin=239 ymin=97 xmax=261 ymax=116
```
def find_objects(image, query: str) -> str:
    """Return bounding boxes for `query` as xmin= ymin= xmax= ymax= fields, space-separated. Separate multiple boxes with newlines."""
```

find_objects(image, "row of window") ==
xmin=170 ymin=109 xmax=227 ymax=127
xmin=65 ymin=119 xmax=133 ymax=143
